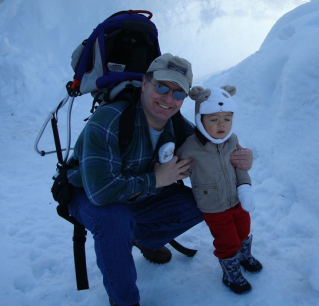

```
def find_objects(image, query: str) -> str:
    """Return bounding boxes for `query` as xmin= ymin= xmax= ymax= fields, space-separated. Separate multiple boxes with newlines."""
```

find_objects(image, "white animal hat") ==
xmin=190 ymin=85 xmax=237 ymax=144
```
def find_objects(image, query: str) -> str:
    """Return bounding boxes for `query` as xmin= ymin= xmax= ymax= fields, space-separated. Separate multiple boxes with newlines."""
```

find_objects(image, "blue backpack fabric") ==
xmin=35 ymin=10 xmax=161 ymax=162
xmin=69 ymin=10 xmax=161 ymax=97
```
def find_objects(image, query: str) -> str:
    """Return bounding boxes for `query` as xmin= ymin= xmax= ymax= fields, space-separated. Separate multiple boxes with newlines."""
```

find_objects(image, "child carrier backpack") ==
xmin=34 ymin=10 xmax=196 ymax=291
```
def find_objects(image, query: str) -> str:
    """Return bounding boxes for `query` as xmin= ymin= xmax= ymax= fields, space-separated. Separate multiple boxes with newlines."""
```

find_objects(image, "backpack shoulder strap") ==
xmin=115 ymin=86 xmax=141 ymax=153
xmin=119 ymin=102 xmax=137 ymax=152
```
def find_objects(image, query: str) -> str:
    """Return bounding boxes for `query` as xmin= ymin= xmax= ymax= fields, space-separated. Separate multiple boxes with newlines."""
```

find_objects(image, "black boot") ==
xmin=240 ymin=235 xmax=263 ymax=273
xmin=133 ymin=240 xmax=172 ymax=264
xmin=109 ymin=298 xmax=140 ymax=306
xmin=219 ymin=251 xmax=252 ymax=294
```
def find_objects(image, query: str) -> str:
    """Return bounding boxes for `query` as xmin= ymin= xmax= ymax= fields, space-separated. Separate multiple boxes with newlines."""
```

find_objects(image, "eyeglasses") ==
xmin=148 ymin=79 xmax=187 ymax=101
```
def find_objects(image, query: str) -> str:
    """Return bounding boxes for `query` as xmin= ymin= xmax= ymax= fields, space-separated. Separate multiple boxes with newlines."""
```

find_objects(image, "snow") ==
xmin=1 ymin=0 xmax=319 ymax=305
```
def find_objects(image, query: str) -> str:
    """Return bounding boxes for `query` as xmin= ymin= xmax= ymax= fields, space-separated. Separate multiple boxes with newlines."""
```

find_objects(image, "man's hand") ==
xmin=154 ymin=156 xmax=192 ymax=188
xmin=230 ymin=143 xmax=253 ymax=170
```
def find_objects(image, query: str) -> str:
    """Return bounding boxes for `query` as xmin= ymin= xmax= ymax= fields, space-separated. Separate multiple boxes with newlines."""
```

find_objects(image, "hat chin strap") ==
xmin=195 ymin=113 xmax=234 ymax=144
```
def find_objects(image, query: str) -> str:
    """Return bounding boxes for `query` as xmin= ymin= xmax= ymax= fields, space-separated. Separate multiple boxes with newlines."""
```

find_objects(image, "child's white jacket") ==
xmin=176 ymin=129 xmax=251 ymax=213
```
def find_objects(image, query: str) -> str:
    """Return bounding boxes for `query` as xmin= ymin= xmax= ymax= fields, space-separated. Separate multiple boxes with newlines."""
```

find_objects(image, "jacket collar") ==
xmin=195 ymin=127 xmax=232 ymax=148
xmin=195 ymin=127 xmax=209 ymax=146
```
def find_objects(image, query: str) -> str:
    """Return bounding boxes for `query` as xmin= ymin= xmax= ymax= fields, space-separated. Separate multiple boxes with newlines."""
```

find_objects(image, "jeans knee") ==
xmin=69 ymin=191 xmax=134 ymax=236
xmin=93 ymin=204 xmax=135 ymax=235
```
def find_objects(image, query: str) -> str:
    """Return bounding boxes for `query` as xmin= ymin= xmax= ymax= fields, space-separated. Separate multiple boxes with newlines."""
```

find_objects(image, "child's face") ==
xmin=202 ymin=112 xmax=233 ymax=139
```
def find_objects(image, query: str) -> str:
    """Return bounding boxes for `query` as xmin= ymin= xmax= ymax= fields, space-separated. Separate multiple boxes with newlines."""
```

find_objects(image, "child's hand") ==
xmin=237 ymin=184 xmax=255 ymax=212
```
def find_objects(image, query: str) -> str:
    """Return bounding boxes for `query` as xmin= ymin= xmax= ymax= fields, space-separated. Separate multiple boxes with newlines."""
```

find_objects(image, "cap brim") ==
xmin=153 ymin=70 xmax=189 ymax=94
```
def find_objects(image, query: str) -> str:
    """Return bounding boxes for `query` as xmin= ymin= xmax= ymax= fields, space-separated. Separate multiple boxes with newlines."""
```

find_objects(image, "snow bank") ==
xmin=0 ymin=0 xmax=304 ymax=113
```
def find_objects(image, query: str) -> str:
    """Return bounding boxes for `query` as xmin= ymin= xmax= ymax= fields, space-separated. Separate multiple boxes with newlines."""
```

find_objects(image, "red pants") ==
xmin=203 ymin=203 xmax=250 ymax=259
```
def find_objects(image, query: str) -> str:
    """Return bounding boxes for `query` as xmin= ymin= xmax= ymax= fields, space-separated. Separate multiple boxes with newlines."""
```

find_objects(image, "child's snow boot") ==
xmin=219 ymin=251 xmax=252 ymax=294
xmin=240 ymin=235 xmax=263 ymax=273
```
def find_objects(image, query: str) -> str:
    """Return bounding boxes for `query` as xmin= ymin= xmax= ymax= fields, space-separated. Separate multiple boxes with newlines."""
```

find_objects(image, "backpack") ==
xmin=34 ymin=10 xmax=196 ymax=291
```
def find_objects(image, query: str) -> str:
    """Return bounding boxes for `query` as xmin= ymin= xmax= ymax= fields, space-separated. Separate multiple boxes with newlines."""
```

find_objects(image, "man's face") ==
xmin=202 ymin=112 xmax=233 ymax=139
xmin=141 ymin=76 xmax=185 ymax=131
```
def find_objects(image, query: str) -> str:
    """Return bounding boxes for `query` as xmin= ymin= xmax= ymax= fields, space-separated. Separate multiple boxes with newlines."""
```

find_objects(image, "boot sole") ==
xmin=223 ymin=279 xmax=252 ymax=295
xmin=133 ymin=242 xmax=172 ymax=264
xmin=140 ymin=252 xmax=172 ymax=264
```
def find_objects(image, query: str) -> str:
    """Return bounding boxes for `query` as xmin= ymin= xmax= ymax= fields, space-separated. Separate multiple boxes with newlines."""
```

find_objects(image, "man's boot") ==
xmin=133 ymin=240 xmax=172 ymax=264
xmin=109 ymin=298 xmax=140 ymax=306
xmin=240 ymin=235 xmax=263 ymax=273
xmin=219 ymin=251 xmax=252 ymax=294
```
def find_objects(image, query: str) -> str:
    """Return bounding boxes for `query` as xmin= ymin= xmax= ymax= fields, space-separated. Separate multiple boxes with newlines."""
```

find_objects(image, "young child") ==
xmin=176 ymin=86 xmax=262 ymax=294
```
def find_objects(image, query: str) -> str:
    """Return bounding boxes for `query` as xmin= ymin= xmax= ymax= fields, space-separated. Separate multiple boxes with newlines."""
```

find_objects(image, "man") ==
xmin=67 ymin=53 xmax=253 ymax=306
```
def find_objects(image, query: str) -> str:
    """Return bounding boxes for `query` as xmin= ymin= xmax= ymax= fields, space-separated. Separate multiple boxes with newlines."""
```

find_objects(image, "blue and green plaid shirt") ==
xmin=68 ymin=99 xmax=195 ymax=206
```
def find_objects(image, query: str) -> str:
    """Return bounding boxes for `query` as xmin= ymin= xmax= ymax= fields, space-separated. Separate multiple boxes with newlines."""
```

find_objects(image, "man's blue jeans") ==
xmin=68 ymin=183 xmax=203 ymax=306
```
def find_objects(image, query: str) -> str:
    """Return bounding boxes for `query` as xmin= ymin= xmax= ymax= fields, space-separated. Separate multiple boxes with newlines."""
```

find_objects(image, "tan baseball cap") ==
xmin=146 ymin=53 xmax=193 ymax=94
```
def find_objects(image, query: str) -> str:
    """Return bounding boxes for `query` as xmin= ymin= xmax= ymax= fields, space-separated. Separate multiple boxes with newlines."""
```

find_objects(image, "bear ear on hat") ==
xmin=220 ymin=85 xmax=236 ymax=96
xmin=189 ymin=86 xmax=211 ymax=103
xmin=189 ymin=86 xmax=204 ymax=100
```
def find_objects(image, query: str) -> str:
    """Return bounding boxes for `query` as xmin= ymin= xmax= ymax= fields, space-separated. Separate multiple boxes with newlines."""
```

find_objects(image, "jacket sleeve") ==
xmin=78 ymin=107 xmax=156 ymax=206
xmin=235 ymin=168 xmax=251 ymax=186
xmin=176 ymin=140 xmax=193 ymax=176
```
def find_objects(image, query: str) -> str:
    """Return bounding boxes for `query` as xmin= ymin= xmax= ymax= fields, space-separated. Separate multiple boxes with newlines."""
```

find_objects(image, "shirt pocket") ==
xmin=193 ymin=183 xmax=219 ymax=211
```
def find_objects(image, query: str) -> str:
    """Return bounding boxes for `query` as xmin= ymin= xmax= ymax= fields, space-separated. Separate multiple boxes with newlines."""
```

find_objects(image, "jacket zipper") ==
xmin=216 ymin=144 xmax=232 ymax=207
